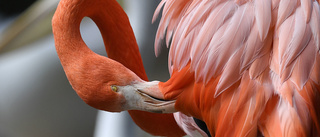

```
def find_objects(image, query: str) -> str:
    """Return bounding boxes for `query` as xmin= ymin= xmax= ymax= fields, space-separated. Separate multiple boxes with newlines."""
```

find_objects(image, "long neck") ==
xmin=52 ymin=0 xmax=184 ymax=136
xmin=53 ymin=0 xmax=146 ymax=78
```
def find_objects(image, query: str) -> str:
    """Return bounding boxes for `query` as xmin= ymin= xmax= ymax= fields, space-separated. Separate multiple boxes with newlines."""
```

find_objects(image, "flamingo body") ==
xmin=154 ymin=0 xmax=320 ymax=136
xmin=53 ymin=0 xmax=320 ymax=136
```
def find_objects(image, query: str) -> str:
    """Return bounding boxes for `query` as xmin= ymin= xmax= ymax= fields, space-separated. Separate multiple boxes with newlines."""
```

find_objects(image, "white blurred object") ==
xmin=94 ymin=111 xmax=128 ymax=137
xmin=94 ymin=111 xmax=150 ymax=137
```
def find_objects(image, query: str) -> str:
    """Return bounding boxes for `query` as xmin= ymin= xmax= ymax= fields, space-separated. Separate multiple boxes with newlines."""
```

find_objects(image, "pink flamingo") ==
xmin=53 ymin=0 xmax=320 ymax=136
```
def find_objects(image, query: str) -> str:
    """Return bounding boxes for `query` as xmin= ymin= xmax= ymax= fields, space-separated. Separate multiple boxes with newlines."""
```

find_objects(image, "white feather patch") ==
xmin=277 ymin=0 xmax=297 ymax=28
xmin=254 ymin=0 xmax=271 ymax=40
xmin=310 ymin=2 xmax=320 ymax=51
xmin=191 ymin=1 xmax=237 ymax=72
xmin=300 ymin=0 xmax=313 ymax=23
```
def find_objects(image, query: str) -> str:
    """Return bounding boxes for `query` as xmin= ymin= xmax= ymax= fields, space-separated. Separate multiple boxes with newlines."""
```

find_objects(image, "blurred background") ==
xmin=0 ymin=0 xmax=172 ymax=136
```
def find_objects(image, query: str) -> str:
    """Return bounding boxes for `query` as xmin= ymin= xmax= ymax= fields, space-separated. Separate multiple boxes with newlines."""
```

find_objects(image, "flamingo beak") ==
xmin=117 ymin=81 xmax=176 ymax=113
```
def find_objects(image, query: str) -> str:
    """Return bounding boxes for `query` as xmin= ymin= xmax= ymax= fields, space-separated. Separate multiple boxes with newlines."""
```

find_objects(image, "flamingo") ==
xmin=53 ymin=0 xmax=320 ymax=137
xmin=52 ymin=0 xmax=184 ymax=136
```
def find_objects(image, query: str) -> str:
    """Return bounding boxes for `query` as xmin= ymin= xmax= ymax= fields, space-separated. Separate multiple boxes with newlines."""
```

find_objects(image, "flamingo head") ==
xmin=64 ymin=54 xmax=176 ymax=113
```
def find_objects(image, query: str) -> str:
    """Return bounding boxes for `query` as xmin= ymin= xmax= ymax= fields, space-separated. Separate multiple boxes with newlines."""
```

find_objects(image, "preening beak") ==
xmin=117 ymin=81 xmax=176 ymax=113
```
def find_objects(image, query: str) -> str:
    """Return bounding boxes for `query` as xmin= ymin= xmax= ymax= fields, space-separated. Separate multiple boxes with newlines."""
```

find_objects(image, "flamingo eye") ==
xmin=111 ymin=85 xmax=118 ymax=92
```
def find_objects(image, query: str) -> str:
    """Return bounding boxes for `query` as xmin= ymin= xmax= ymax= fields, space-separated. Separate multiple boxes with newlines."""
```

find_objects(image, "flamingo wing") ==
xmin=154 ymin=0 xmax=320 ymax=136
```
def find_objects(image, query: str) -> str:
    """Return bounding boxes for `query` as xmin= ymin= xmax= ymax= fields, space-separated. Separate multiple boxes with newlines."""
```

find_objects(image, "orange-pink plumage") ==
xmin=154 ymin=0 xmax=320 ymax=136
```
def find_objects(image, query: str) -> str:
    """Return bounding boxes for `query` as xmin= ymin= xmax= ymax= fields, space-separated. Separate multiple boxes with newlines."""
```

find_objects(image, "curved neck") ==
xmin=52 ymin=0 xmax=184 ymax=136
xmin=53 ymin=0 xmax=146 ymax=79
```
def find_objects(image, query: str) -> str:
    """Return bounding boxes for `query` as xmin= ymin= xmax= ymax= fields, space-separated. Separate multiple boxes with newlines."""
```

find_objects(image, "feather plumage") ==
xmin=154 ymin=0 xmax=320 ymax=136
xmin=254 ymin=0 xmax=271 ymax=40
